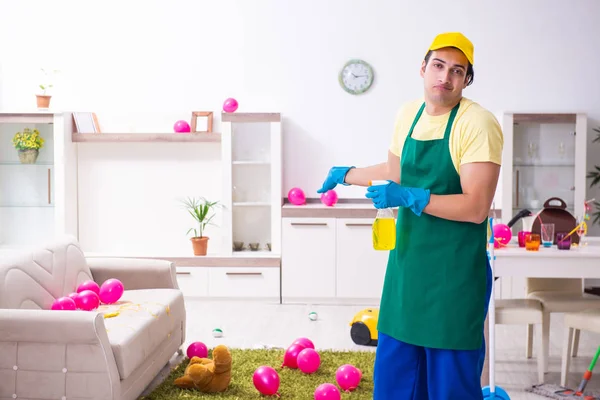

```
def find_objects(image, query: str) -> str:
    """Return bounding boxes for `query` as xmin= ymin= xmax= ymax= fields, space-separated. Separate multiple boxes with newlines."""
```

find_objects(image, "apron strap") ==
xmin=407 ymin=103 xmax=426 ymax=138
xmin=443 ymin=102 xmax=461 ymax=142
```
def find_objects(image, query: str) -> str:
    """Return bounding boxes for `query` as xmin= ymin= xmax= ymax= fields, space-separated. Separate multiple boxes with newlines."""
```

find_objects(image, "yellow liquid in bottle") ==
xmin=373 ymin=217 xmax=396 ymax=250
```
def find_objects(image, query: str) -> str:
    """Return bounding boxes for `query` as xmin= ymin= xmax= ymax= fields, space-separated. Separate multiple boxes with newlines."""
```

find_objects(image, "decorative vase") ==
xmin=18 ymin=149 xmax=39 ymax=164
xmin=36 ymin=94 xmax=51 ymax=109
xmin=191 ymin=236 xmax=209 ymax=256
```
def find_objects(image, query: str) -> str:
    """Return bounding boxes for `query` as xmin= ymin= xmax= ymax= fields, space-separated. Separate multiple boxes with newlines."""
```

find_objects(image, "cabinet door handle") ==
xmin=290 ymin=222 xmax=328 ymax=226
xmin=47 ymin=168 xmax=51 ymax=204
xmin=226 ymin=272 xmax=263 ymax=276
xmin=345 ymin=222 xmax=372 ymax=227
xmin=176 ymin=271 xmax=191 ymax=275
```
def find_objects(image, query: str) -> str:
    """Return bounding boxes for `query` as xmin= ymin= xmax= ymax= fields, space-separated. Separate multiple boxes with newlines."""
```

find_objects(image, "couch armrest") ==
xmin=0 ymin=309 xmax=120 ymax=399
xmin=86 ymin=257 xmax=178 ymax=290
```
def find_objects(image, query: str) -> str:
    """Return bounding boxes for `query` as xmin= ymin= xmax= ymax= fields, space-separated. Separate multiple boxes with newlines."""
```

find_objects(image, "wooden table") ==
xmin=481 ymin=242 xmax=600 ymax=387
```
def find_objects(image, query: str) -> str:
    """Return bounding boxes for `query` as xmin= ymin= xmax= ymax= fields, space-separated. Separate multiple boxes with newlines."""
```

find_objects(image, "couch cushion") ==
xmin=0 ymin=236 xmax=93 ymax=310
xmin=100 ymin=288 xmax=185 ymax=380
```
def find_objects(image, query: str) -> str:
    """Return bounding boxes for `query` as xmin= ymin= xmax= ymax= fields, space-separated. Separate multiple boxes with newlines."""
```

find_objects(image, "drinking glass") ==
xmin=518 ymin=231 xmax=530 ymax=248
xmin=525 ymin=233 xmax=540 ymax=251
xmin=541 ymin=223 xmax=554 ymax=248
xmin=556 ymin=232 xmax=571 ymax=250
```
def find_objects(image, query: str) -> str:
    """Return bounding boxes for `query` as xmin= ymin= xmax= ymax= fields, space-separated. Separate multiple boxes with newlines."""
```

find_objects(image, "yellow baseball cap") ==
xmin=428 ymin=32 xmax=474 ymax=65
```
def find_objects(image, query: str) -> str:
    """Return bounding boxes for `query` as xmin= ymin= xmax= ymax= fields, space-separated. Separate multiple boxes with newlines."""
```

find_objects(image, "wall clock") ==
xmin=339 ymin=59 xmax=374 ymax=95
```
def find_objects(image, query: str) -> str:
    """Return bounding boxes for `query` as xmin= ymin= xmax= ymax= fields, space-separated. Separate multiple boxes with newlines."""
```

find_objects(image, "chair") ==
xmin=560 ymin=309 xmax=600 ymax=387
xmin=496 ymin=298 xmax=545 ymax=383
xmin=526 ymin=278 xmax=600 ymax=372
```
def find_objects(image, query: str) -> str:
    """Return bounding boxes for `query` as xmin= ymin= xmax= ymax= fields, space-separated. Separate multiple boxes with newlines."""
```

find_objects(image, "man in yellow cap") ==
xmin=318 ymin=32 xmax=503 ymax=398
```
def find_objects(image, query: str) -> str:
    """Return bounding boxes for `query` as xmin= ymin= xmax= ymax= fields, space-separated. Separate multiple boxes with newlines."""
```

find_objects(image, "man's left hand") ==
xmin=365 ymin=181 xmax=431 ymax=216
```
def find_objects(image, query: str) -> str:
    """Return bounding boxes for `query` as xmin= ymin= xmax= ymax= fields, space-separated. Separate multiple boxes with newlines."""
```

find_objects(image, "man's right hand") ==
xmin=317 ymin=166 xmax=354 ymax=193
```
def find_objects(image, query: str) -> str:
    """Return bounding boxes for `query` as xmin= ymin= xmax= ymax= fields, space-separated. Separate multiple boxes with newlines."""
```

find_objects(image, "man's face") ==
xmin=420 ymin=47 xmax=469 ymax=107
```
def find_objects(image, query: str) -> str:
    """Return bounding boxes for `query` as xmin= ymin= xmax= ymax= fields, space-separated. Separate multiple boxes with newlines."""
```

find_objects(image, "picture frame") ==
xmin=73 ymin=112 xmax=101 ymax=133
xmin=191 ymin=111 xmax=213 ymax=133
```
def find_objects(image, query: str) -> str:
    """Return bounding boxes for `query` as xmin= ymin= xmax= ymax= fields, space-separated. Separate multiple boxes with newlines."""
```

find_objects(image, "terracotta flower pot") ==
xmin=18 ymin=149 xmax=39 ymax=164
xmin=36 ymin=94 xmax=51 ymax=109
xmin=191 ymin=236 xmax=209 ymax=256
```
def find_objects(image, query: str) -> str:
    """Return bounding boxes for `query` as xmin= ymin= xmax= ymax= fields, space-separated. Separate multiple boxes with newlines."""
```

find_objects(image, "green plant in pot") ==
xmin=587 ymin=125 xmax=600 ymax=225
xmin=182 ymin=196 xmax=219 ymax=256
xmin=12 ymin=128 xmax=44 ymax=164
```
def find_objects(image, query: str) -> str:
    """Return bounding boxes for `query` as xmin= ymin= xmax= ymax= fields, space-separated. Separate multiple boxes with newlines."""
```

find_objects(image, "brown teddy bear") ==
xmin=173 ymin=344 xmax=232 ymax=392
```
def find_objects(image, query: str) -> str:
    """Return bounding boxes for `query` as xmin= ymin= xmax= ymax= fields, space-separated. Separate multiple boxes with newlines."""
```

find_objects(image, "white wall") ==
xmin=1 ymin=0 xmax=599 ymax=240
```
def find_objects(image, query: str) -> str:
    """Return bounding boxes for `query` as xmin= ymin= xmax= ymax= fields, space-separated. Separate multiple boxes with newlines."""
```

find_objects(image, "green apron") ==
xmin=377 ymin=101 xmax=488 ymax=351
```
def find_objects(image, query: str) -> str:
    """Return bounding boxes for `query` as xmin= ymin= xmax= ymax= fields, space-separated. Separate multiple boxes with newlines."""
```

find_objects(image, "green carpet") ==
xmin=140 ymin=348 xmax=376 ymax=399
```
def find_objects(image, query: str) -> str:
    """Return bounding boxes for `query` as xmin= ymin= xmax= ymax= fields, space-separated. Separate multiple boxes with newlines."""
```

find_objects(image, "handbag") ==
xmin=530 ymin=197 xmax=579 ymax=244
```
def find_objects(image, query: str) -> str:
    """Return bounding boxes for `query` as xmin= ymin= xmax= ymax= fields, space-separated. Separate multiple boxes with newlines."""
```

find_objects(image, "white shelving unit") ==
xmin=0 ymin=112 xmax=78 ymax=253
xmin=498 ymin=112 xmax=588 ymax=300
xmin=221 ymin=113 xmax=282 ymax=258
xmin=500 ymin=113 xmax=587 ymax=231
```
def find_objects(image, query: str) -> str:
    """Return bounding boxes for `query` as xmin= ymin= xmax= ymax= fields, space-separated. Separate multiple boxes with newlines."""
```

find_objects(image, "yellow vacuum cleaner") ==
xmin=349 ymin=308 xmax=379 ymax=346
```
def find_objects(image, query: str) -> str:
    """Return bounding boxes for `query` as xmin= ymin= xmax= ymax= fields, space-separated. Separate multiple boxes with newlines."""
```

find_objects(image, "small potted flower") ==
xmin=181 ymin=196 xmax=220 ymax=256
xmin=12 ymin=128 xmax=44 ymax=164
xmin=36 ymin=68 xmax=58 ymax=109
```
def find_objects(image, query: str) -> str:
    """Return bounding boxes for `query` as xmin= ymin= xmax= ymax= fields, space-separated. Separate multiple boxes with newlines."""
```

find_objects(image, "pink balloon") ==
xmin=335 ymin=364 xmax=361 ymax=392
xmin=253 ymin=366 xmax=280 ymax=396
xmin=67 ymin=292 xmax=79 ymax=304
xmin=314 ymin=383 xmax=341 ymax=400
xmin=297 ymin=348 xmax=320 ymax=374
xmin=77 ymin=280 xmax=100 ymax=295
xmin=282 ymin=343 xmax=305 ymax=369
xmin=51 ymin=296 xmax=77 ymax=311
xmin=293 ymin=337 xmax=315 ymax=349
xmin=223 ymin=97 xmax=239 ymax=113
xmin=320 ymin=190 xmax=338 ymax=207
xmin=173 ymin=120 xmax=191 ymax=133
xmin=99 ymin=278 xmax=124 ymax=304
xmin=187 ymin=342 xmax=208 ymax=359
xmin=287 ymin=187 xmax=306 ymax=206
xmin=493 ymin=223 xmax=512 ymax=248
xmin=75 ymin=290 xmax=100 ymax=311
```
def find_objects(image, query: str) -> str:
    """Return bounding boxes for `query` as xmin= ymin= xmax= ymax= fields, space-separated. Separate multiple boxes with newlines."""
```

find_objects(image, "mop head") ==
xmin=526 ymin=383 xmax=600 ymax=399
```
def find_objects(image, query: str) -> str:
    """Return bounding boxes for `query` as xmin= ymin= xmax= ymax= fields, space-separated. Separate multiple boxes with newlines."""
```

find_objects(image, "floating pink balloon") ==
xmin=288 ymin=187 xmax=306 ymax=206
xmin=253 ymin=366 xmax=280 ymax=396
xmin=51 ymin=296 xmax=77 ymax=311
xmin=293 ymin=337 xmax=315 ymax=349
xmin=187 ymin=341 xmax=208 ymax=359
xmin=77 ymin=280 xmax=100 ymax=295
xmin=320 ymin=189 xmax=338 ymax=207
xmin=99 ymin=278 xmax=124 ymax=304
xmin=223 ymin=97 xmax=239 ymax=113
xmin=314 ymin=383 xmax=341 ymax=400
xmin=493 ymin=223 xmax=512 ymax=248
xmin=173 ymin=120 xmax=191 ymax=133
xmin=75 ymin=290 xmax=100 ymax=311
xmin=297 ymin=348 xmax=320 ymax=374
xmin=335 ymin=364 xmax=362 ymax=392
xmin=282 ymin=343 xmax=305 ymax=369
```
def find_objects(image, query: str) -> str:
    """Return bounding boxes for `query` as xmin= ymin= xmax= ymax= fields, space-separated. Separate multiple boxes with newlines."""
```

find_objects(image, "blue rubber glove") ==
xmin=365 ymin=180 xmax=431 ymax=216
xmin=317 ymin=166 xmax=355 ymax=193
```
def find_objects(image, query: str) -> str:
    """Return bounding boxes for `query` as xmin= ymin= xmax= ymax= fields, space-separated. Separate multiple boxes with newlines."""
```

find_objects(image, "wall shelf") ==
xmin=71 ymin=132 xmax=221 ymax=143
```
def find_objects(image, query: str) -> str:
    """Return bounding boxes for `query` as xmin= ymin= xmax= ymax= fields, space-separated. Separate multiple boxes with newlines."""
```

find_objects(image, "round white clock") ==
xmin=339 ymin=59 xmax=374 ymax=95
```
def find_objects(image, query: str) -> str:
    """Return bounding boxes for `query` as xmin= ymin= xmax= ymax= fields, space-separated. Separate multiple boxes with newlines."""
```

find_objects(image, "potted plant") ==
xmin=36 ymin=68 xmax=58 ymax=109
xmin=12 ymin=128 xmax=44 ymax=164
xmin=182 ymin=196 xmax=220 ymax=256
xmin=587 ymin=125 xmax=600 ymax=225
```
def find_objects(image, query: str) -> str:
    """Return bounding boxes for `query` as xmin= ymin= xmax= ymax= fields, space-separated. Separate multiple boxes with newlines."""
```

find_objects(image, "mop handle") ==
xmin=575 ymin=345 xmax=600 ymax=393
xmin=589 ymin=345 xmax=600 ymax=371
xmin=488 ymin=217 xmax=496 ymax=392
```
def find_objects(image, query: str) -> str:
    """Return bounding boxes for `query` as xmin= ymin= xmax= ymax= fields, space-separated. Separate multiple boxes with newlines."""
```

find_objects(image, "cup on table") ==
xmin=541 ymin=223 xmax=555 ymax=247
xmin=556 ymin=232 xmax=571 ymax=250
xmin=518 ymin=231 xmax=531 ymax=248
xmin=525 ymin=233 xmax=541 ymax=251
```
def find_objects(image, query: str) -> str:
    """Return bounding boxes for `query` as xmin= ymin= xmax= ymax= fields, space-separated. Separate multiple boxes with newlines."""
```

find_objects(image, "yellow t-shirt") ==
xmin=389 ymin=97 xmax=504 ymax=173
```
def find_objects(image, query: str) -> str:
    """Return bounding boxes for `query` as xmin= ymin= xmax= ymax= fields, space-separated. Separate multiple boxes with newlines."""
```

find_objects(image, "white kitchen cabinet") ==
xmin=335 ymin=218 xmax=388 ymax=301
xmin=175 ymin=266 xmax=209 ymax=297
xmin=208 ymin=267 xmax=279 ymax=300
xmin=281 ymin=218 xmax=336 ymax=302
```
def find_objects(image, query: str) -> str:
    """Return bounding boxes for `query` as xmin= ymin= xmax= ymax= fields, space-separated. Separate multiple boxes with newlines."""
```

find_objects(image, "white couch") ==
xmin=0 ymin=236 xmax=186 ymax=400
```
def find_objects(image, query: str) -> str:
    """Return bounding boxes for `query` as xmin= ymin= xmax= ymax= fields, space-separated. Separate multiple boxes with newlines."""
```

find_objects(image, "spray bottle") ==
xmin=369 ymin=180 xmax=396 ymax=251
